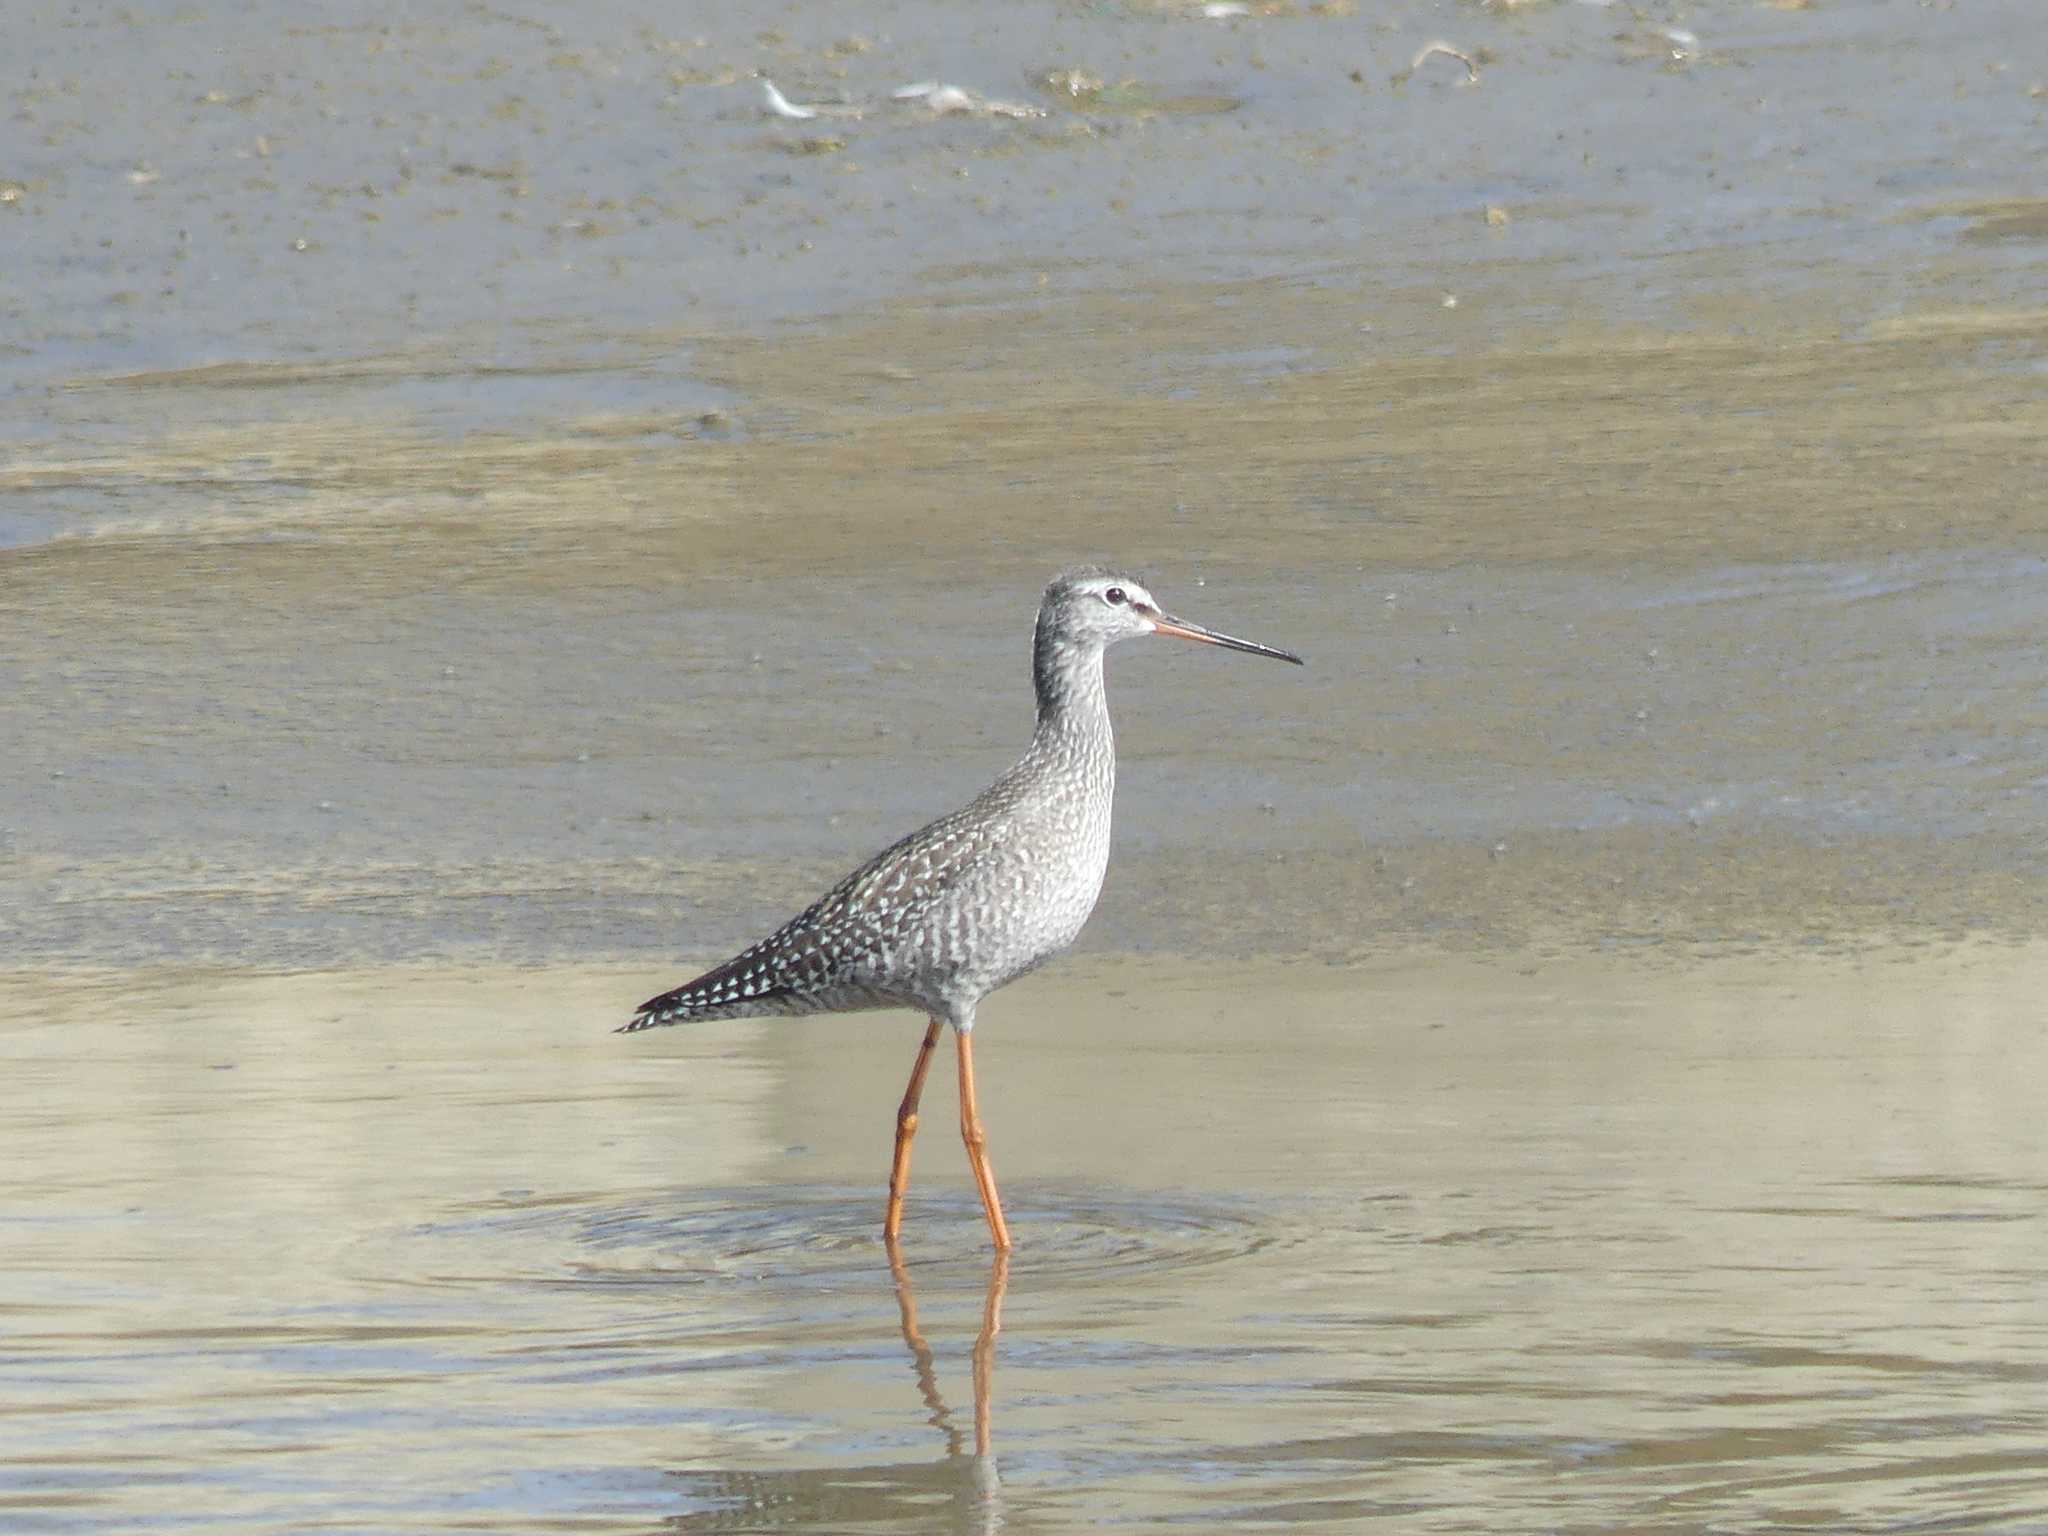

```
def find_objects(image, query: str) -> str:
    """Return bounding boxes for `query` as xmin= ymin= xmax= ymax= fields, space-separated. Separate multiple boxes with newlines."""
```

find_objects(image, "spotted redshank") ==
xmin=620 ymin=569 xmax=1303 ymax=1249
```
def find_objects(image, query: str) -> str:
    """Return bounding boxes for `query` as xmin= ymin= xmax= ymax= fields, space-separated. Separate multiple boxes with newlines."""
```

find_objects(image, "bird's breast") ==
xmin=858 ymin=741 xmax=1115 ymax=1010
xmin=952 ymin=782 xmax=1113 ymax=991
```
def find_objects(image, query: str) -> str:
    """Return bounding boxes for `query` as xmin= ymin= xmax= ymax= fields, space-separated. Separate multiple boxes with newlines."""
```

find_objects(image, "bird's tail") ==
xmin=617 ymin=976 xmax=700 ymax=1033
xmin=617 ymin=1000 xmax=672 ymax=1034
xmin=617 ymin=946 xmax=795 ymax=1032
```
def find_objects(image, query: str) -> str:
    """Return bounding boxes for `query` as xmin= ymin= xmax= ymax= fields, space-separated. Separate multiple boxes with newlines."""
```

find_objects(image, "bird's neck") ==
xmin=1029 ymin=633 xmax=1114 ymax=765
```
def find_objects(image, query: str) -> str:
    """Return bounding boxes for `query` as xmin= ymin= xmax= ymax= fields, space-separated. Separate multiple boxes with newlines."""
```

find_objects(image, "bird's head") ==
xmin=1037 ymin=567 xmax=1304 ymax=665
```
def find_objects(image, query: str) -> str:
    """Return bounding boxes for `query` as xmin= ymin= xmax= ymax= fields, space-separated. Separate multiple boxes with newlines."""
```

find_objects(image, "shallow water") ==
xmin=5 ymin=954 xmax=2047 ymax=1533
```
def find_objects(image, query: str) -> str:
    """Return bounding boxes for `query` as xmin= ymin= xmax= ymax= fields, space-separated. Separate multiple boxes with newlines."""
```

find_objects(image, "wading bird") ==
xmin=620 ymin=570 xmax=1303 ymax=1250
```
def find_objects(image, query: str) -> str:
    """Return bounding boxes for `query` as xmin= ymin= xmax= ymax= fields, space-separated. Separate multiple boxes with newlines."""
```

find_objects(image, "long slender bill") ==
xmin=1147 ymin=610 xmax=1305 ymax=665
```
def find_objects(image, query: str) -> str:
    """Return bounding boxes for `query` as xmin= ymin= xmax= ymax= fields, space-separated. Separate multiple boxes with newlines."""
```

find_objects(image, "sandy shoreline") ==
xmin=7 ymin=285 xmax=2046 ymax=970
xmin=7 ymin=934 xmax=2042 ymax=1035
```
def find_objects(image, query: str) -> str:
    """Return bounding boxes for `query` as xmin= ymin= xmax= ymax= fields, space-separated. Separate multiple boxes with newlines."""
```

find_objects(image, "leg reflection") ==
xmin=886 ymin=1239 xmax=964 ymax=1458
xmin=971 ymin=1250 xmax=1008 ymax=1460
xmin=652 ymin=1248 xmax=1012 ymax=1530
xmin=886 ymin=1241 xmax=1011 ymax=1499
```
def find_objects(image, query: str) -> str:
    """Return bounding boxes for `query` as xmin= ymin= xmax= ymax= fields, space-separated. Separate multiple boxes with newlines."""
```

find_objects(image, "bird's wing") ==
xmin=619 ymin=800 xmax=1013 ymax=1032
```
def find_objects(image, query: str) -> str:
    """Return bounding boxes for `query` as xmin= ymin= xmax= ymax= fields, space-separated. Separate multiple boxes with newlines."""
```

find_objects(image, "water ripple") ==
xmin=412 ymin=1183 xmax=1315 ymax=1293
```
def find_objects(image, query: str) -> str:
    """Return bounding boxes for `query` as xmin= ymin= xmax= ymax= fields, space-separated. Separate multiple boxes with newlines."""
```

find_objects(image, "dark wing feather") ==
xmin=618 ymin=922 xmax=813 ymax=1031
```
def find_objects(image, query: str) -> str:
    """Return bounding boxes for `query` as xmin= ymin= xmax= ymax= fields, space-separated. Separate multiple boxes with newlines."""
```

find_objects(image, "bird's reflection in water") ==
xmin=659 ymin=1246 xmax=1009 ymax=1533
xmin=890 ymin=1242 xmax=1009 ymax=1468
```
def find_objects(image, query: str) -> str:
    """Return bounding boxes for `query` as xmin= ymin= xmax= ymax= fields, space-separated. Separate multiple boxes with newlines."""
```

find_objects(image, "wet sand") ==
xmin=5 ymin=954 xmax=2047 ymax=1532
xmin=6 ymin=290 xmax=2047 ymax=967
xmin=7 ymin=0 xmax=2045 ymax=408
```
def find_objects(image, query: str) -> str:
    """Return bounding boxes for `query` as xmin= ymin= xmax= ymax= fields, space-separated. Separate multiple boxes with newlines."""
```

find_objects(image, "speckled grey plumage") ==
xmin=621 ymin=569 xmax=1299 ymax=1036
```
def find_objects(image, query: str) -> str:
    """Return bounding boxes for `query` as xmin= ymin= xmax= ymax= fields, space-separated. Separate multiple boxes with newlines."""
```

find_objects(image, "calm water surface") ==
xmin=5 ymin=954 xmax=2045 ymax=1533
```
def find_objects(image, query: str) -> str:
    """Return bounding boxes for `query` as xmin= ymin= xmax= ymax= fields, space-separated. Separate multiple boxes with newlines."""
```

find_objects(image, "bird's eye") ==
xmin=1104 ymin=587 xmax=1127 ymax=606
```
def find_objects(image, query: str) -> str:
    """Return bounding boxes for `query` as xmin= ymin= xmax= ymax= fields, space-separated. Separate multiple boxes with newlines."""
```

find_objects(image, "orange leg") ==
xmin=956 ymin=1030 xmax=1013 ymax=1252
xmin=884 ymin=1018 xmax=945 ymax=1243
